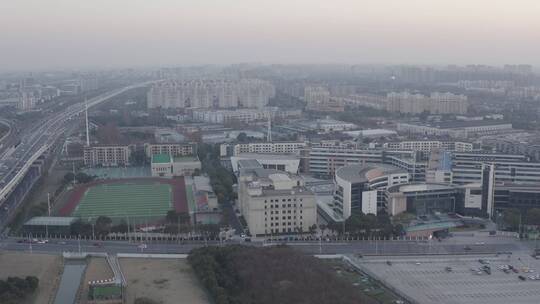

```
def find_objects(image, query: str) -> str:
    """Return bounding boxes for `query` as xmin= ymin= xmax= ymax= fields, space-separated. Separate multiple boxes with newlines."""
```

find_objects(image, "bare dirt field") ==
xmin=120 ymin=258 xmax=210 ymax=304
xmin=0 ymin=252 xmax=62 ymax=304
xmin=79 ymin=257 xmax=114 ymax=304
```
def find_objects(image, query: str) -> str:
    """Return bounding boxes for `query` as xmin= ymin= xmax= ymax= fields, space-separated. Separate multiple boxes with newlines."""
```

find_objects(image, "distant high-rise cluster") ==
xmin=147 ymin=79 xmax=275 ymax=109
xmin=387 ymin=92 xmax=469 ymax=115
xmin=304 ymin=86 xmax=344 ymax=112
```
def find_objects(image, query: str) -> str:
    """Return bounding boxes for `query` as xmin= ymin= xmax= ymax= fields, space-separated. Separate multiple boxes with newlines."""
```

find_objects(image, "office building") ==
xmin=451 ymin=152 xmax=540 ymax=185
xmin=333 ymin=164 xmax=408 ymax=219
xmin=238 ymin=168 xmax=317 ymax=236
xmin=385 ymin=183 xmax=462 ymax=216
xmin=300 ymin=146 xmax=384 ymax=177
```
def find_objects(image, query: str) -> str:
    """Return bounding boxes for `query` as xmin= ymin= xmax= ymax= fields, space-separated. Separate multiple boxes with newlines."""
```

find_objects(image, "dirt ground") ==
xmin=0 ymin=252 xmax=62 ymax=304
xmin=79 ymin=257 xmax=114 ymax=304
xmin=120 ymin=258 xmax=210 ymax=304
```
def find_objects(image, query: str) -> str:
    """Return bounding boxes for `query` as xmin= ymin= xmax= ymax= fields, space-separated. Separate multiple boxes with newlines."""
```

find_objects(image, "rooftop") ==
xmin=387 ymin=183 xmax=456 ymax=193
xmin=152 ymin=154 xmax=171 ymax=164
xmin=173 ymin=155 xmax=199 ymax=162
xmin=336 ymin=164 xmax=406 ymax=184
xmin=405 ymin=120 xmax=512 ymax=129
xmin=24 ymin=216 xmax=78 ymax=226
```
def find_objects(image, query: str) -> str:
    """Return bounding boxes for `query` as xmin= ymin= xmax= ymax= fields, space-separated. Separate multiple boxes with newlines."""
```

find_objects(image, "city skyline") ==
xmin=2 ymin=0 xmax=540 ymax=70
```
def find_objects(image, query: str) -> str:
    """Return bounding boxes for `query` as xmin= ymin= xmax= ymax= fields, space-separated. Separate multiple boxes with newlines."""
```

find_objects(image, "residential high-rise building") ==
xmin=147 ymin=79 xmax=275 ymax=109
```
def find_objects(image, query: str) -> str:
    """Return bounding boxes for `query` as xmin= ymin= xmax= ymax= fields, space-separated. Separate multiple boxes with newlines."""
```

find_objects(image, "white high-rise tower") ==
xmin=267 ymin=113 xmax=272 ymax=142
xmin=85 ymin=99 xmax=90 ymax=147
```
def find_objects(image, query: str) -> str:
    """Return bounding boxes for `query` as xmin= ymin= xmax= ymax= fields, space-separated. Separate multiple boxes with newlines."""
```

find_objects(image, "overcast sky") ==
xmin=1 ymin=0 xmax=540 ymax=70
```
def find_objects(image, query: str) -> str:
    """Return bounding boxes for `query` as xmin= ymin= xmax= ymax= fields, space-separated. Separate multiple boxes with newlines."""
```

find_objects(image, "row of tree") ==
xmin=0 ymin=276 xmax=39 ymax=304
xmin=502 ymin=208 xmax=540 ymax=231
xmin=198 ymin=144 xmax=236 ymax=204
xmin=325 ymin=211 xmax=404 ymax=238
xmin=188 ymin=245 xmax=377 ymax=304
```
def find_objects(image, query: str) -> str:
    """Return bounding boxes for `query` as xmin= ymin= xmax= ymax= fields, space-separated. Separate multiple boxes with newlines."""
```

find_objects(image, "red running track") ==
xmin=58 ymin=177 xmax=188 ymax=216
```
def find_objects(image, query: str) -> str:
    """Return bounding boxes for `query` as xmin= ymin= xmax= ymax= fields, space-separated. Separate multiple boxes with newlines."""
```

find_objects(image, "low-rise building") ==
xmin=238 ymin=168 xmax=317 ymax=236
xmin=83 ymin=145 xmax=132 ymax=167
xmin=230 ymin=153 xmax=301 ymax=175
xmin=151 ymin=154 xmax=201 ymax=177
xmin=397 ymin=121 xmax=513 ymax=138
xmin=144 ymin=143 xmax=196 ymax=158
xmin=383 ymin=140 xmax=473 ymax=152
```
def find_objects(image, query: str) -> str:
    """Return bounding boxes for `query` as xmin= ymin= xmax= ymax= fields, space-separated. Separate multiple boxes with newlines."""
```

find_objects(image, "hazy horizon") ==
xmin=2 ymin=0 xmax=540 ymax=71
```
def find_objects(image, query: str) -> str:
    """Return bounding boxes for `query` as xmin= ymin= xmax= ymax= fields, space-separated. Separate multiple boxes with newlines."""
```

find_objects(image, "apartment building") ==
xmin=83 ymin=145 xmax=132 ymax=167
xmin=238 ymin=168 xmax=317 ymax=236
xmin=147 ymin=79 xmax=275 ymax=109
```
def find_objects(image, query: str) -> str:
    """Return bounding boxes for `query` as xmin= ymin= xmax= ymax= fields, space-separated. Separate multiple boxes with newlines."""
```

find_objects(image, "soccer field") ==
xmin=71 ymin=182 xmax=172 ymax=221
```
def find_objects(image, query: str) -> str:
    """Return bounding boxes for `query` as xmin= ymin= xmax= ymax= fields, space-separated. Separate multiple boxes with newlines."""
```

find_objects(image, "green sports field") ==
xmin=71 ymin=182 xmax=172 ymax=221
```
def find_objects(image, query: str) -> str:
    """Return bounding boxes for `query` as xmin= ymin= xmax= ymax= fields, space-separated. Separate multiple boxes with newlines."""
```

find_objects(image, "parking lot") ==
xmin=356 ymin=254 xmax=540 ymax=304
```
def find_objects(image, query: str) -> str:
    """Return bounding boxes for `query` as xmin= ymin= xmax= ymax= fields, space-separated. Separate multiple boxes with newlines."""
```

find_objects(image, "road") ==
xmin=0 ymin=82 xmax=155 ymax=228
xmin=0 ymin=235 xmax=526 ymax=256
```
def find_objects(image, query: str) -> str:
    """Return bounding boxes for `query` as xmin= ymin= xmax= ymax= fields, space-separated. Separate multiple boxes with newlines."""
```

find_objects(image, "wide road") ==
xmin=0 ymin=235 xmax=525 ymax=256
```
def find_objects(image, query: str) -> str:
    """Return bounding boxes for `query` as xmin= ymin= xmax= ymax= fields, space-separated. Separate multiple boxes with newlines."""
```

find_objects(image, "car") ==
xmin=518 ymin=275 xmax=526 ymax=281
xmin=57 ymin=241 xmax=67 ymax=245
xmin=93 ymin=242 xmax=103 ymax=247
xmin=464 ymin=246 xmax=472 ymax=251
xmin=244 ymin=238 xmax=251 ymax=242
xmin=387 ymin=261 xmax=393 ymax=266
xmin=475 ymin=242 xmax=485 ymax=245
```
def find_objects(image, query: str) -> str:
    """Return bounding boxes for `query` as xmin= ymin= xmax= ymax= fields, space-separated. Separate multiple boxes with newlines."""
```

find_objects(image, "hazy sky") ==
xmin=1 ymin=0 xmax=540 ymax=70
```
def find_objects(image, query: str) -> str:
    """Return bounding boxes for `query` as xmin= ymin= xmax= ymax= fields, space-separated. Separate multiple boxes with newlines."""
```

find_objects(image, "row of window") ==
xmin=267 ymin=215 xmax=303 ymax=221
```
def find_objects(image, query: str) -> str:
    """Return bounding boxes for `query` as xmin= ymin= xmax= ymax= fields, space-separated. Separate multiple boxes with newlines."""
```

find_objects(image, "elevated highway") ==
xmin=0 ymin=82 xmax=154 ymax=229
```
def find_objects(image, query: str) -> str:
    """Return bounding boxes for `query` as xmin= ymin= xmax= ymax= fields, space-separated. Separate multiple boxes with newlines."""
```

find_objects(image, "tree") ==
xmin=111 ymin=220 xmax=128 ymax=233
xmin=526 ymin=208 xmax=540 ymax=226
xmin=503 ymin=208 xmax=521 ymax=231
xmin=63 ymin=172 xmax=75 ymax=184
xmin=70 ymin=219 xmax=92 ymax=236
xmin=236 ymin=132 xmax=248 ymax=142
xmin=166 ymin=210 xmax=179 ymax=224
xmin=130 ymin=149 xmax=148 ymax=165
xmin=75 ymin=172 xmax=94 ymax=184
xmin=95 ymin=216 xmax=113 ymax=236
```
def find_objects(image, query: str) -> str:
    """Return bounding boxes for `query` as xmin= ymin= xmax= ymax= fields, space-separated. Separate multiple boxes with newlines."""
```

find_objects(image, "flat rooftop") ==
xmin=152 ymin=154 xmax=171 ymax=164
xmin=24 ymin=216 xmax=77 ymax=226
xmin=405 ymin=120 xmax=512 ymax=129
xmin=336 ymin=163 xmax=405 ymax=183
xmin=173 ymin=155 xmax=199 ymax=162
